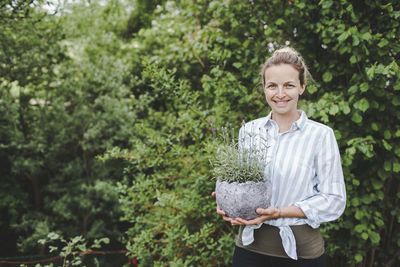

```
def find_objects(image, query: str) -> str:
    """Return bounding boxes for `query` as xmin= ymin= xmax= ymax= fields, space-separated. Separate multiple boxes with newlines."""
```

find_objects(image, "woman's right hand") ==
xmin=212 ymin=191 xmax=234 ymax=224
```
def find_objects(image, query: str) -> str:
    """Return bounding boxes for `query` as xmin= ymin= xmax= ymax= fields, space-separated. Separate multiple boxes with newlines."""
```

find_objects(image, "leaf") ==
xmin=355 ymin=254 xmax=363 ymax=263
xmin=369 ymin=231 xmax=380 ymax=245
xmin=391 ymin=96 xmax=400 ymax=106
xmin=352 ymin=35 xmax=360 ymax=46
xmin=361 ymin=32 xmax=372 ymax=41
xmin=355 ymin=209 xmax=364 ymax=220
xmin=337 ymin=31 xmax=349 ymax=43
xmin=361 ymin=232 xmax=368 ymax=240
xmin=351 ymin=113 xmax=363 ymax=124
xmin=394 ymin=81 xmax=400 ymax=91
xmin=361 ymin=194 xmax=374 ymax=204
xmin=48 ymin=232 xmax=60 ymax=240
xmin=360 ymin=83 xmax=369 ymax=92
xmin=275 ymin=18 xmax=285 ymax=26
xmin=384 ymin=161 xmax=392 ymax=171
xmin=377 ymin=38 xmax=389 ymax=48
xmin=371 ymin=122 xmax=379 ymax=131
xmin=348 ymin=85 xmax=358 ymax=93
xmin=372 ymin=179 xmax=383 ymax=190
xmin=296 ymin=2 xmax=306 ymax=9
xmin=393 ymin=162 xmax=400 ymax=173
xmin=382 ymin=140 xmax=392 ymax=151
xmin=366 ymin=65 xmax=375 ymax=79
xmin=355 ymin=224 xmax=366 ymax=233
xmin=307 ymin=84 xmax=317 ymax=94
xmin=71 ymin=236 xmax=84 ymax=244
xmin=10 ymin=81 xmax=20 ymax=98
xmin=351 ymin=197 xmax=360 ymax=206
xmin=322 ymin=71 xmax=333 ymax=82
xmin=355 ymin=98 xmax=369 ymax=112
xmin=384 ymin=130 xmax=391 ymax=139
xmin=329 ymin=105 xmax=339 ymax=115
xmin=232 ymin=62 xmax=242 ymax=69
xmin=342 ymin=105 xmax=351 ymax=114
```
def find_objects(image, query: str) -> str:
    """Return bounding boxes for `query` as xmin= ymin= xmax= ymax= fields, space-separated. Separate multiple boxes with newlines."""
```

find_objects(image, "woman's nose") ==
xmin=276 ymin=86 xmax=286 ymax=96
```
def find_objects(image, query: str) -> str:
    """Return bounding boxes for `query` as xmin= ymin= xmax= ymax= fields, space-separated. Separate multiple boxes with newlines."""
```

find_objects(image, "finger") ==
xmin=222 ymin=216 xmax=232 ymax=222
xmin=216 ymin=206 xmax=226 ymax=216
xmin=256 ymin=208 xmax=274 ymax=215
xmin=233 ymin=217 xmax=251 ymax=225
xmin=230 ymin=219 xmax=243 ymax=225
xmin=235 ymin=216 xmax=267 ymax=225
xmin=216 ymin=209 xmax=226 ymax=216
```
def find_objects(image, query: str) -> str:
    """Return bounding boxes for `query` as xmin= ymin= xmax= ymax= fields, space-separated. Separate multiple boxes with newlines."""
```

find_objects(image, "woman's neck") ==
xmin=271 ymin=111 xmax=300 ymax=133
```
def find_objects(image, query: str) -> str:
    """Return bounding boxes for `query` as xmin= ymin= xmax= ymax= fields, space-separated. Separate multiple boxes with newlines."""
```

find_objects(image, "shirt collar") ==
xmin=264 ymin=110 xmax=308 ymax=131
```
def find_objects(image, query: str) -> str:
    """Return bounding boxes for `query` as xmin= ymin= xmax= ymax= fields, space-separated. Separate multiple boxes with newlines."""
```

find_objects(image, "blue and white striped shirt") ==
xmin=239 ymin=110 xmax=346 ymax=260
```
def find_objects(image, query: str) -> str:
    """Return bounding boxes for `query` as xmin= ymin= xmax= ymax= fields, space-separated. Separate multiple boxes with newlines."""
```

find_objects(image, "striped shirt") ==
xmin=238 ymin=110 xmax=346 ymax=260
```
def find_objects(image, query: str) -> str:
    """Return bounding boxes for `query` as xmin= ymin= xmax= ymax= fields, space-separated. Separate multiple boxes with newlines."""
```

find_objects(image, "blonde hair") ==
xmin=260 ymin=47 xmax=310 ymax=88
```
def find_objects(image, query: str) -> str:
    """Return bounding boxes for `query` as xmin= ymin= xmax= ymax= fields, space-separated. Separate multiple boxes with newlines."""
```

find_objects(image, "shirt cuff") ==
xmin=294 ymin=202 xmax=320 ymax=229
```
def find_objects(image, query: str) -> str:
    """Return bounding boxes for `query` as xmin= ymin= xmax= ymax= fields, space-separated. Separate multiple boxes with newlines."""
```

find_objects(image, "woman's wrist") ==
xmin=276 ymin=208 xmax=282 ymax=219
xmin=275 ymin=206 xmax=306 ymax=219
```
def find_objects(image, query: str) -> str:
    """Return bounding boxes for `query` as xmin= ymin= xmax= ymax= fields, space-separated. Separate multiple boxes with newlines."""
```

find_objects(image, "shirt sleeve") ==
xmin=294 ymin=128 xmax=346 ymax=228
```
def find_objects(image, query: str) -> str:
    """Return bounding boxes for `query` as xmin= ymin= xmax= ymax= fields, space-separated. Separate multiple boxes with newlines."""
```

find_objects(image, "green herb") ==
xmin=211 ymin=124 xmax=270 ymax=183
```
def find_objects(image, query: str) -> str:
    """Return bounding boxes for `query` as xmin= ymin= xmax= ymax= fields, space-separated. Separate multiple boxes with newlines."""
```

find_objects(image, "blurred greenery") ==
xmin=0 ymin=0 xmax=399 ymax=266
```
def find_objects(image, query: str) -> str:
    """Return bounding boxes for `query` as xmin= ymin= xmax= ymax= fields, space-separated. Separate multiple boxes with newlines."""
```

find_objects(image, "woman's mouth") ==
xmin=273 ymin=99 xmax=290 ymax=107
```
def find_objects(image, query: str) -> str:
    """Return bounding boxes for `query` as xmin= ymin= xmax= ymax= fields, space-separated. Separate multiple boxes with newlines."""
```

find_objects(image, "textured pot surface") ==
xmin=215 ymin=180 xmax=271 ymax=220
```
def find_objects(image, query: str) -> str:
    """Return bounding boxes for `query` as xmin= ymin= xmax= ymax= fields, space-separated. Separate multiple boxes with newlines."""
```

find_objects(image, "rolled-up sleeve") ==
xmin=294 ymin=128 xmax=346 ymax=228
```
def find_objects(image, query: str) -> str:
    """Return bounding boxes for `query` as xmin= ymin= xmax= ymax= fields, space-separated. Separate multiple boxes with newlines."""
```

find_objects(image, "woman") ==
xmin=215 ymin=47 xmax=346 ymax=267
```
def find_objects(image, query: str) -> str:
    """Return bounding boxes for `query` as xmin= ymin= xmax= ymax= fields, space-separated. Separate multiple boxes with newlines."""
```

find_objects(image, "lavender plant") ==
xmin=211 ymin=123 xmax=270 ymax=183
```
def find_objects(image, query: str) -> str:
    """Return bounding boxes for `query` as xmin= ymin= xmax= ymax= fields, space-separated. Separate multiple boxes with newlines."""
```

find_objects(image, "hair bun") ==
xmin=260 ymin=46 xmax=310 ymax=87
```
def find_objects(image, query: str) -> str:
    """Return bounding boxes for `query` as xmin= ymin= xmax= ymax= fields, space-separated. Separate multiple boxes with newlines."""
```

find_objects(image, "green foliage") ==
xmin=1 ymin=0 xmax=399 ymax=266
xmin=115 ymin=0 xmax=400 ymax=266
xmin=0 ymin=0 xmax=129 ymax=261
xmin=36 ymin=232 xmax=110 ymax=267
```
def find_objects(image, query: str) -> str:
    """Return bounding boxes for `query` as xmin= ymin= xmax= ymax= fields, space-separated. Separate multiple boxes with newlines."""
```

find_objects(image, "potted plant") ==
xmin=211 ymin=124 xmax=272 ymax=220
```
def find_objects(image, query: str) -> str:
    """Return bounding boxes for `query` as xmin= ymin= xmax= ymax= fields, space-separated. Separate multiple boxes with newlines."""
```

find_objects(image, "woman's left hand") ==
xmin=230 ymin=207 xmax=281 ymax=225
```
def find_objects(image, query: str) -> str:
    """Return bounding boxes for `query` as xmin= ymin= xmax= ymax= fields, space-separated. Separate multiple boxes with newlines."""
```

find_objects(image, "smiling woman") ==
xmin=264 ymin=64 xmax=305 ymax=131
xmin=261 ymin=47 xmax=308 ymax=133
xmin=214 ymin=47 xmax=346 ymax=267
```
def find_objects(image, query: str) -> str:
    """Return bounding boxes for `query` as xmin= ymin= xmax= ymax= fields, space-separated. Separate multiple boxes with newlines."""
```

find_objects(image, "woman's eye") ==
xmin=267 ymin=85 xmax=277 ymax=89
xmin=285 ymin=84 xmax=295 ymax=88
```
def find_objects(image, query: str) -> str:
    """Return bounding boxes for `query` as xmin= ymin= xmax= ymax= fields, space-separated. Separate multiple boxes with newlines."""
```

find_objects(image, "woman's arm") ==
xmin=231 ymin=128 xmax=346 ymax=227
xmin=292 ymin=128 xmax=346 ymax=228
xmin=230 ymin=206 xmax=305 ymax=225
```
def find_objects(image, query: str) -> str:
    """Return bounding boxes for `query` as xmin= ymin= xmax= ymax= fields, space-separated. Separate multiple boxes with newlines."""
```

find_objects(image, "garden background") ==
xmin=0 ymin=0 xmax=399 ymax=266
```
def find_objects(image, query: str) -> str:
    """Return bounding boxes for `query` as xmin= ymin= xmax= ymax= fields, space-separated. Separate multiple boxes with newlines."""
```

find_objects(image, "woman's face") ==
xmin=263 ymin=64 xmax=305 ymax=118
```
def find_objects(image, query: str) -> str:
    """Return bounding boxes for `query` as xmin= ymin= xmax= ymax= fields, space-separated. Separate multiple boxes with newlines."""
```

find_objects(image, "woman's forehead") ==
xmin=264 ymin=64 xmax=300 ymax=83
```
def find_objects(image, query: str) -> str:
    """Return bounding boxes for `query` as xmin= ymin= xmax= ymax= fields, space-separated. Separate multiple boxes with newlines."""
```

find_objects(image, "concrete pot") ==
xmin=215 ymin=180 xmax=272 ymax=220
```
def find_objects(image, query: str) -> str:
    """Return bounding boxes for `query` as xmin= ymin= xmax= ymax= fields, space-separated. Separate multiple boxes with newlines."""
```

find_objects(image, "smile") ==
xmin=273 ymin=100 xmax=290 ymax=105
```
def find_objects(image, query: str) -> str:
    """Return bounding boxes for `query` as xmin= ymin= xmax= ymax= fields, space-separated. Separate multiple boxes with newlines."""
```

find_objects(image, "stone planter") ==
xmin=215 ymin=180 xmax=272 ymax=220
